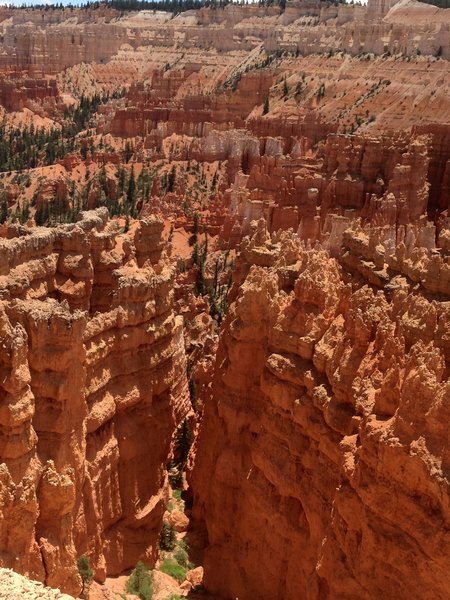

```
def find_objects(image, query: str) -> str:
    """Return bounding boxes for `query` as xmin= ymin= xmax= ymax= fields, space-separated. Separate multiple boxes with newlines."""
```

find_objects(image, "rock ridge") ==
xmin=0 ymin=209 xmax=190 ymax=595
xmin=190 ymin=221 xmax=450 ymax=600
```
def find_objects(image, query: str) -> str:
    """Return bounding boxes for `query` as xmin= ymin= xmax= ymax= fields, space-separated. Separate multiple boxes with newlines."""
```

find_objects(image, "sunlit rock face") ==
xmin=0 ymin=209 xmax=190 ymax=595
xmin=190 ymin=220 xmax=450 ymax=600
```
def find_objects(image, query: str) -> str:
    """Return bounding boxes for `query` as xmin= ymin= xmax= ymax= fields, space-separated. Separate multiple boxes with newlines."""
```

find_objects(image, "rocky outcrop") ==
xmin=339 ymin=219 xmax=450 ymax=295
xmin=0 ymin=568 xmax=75 ymax=600
xmin=190 ymin=221 xmax=450 ymax=600
xmin=0 ymin=209 xmax=190 ymax=595
xmin=0 ymin=76 xmax=59 ymax=112
xmin=2 ymin=0 xmax=448 ymax=78
xmin=109 ymin=69 xmax=273 ymax=140
xmin=217 ymin=130 xmax=449 ymax=250
xmin=0 ymin=7 xmax=131 ymax=76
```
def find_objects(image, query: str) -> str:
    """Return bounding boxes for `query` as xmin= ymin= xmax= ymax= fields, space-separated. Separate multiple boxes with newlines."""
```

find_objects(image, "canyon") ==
xmin=0 ymin=0 xmax=449 ymax=598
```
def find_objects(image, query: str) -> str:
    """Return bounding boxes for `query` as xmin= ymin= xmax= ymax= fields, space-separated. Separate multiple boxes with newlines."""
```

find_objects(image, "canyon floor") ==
xmin=0 ymin=0 xmax=449 ymax=598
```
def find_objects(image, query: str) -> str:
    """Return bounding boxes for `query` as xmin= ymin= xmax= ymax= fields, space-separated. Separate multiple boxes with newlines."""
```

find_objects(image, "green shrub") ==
xmin=172 ymin=489 xmax=183 ymax=502
xmin=159 ymin=522 xmax=177 ymax=551
xmin=316 ymin=82 xmax=326 ymax=99
xmin=176 ymin=537 xmax=188 ymax=552
xmin=126 ymin=561 xmax=153 ymax=600
xmin=160 ymin=558 xmax=186 ymax=583
xmin=173 ymin=545 xmax=189 ymax=568
xmin=174 ymin=538 xmax=194 ymax=568
xmin=77 ymin=555 xmax=93 ymax=592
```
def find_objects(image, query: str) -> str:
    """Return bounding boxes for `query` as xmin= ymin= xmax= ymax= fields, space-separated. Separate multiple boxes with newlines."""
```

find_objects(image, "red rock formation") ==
xmin=109 ymin=70 xmax=273 ymax=140
xmin=190 ymin=221 xmax=450 ymax=600
xmin=413 ymin=124 xmax=450 ymax=214
xmin=0 ymin=75 xmax=59 ymax=112
xmin=0 ymin=0 xmax=447 ymax=83
xmin=0 ymin=209 xmax=190 ymax=595
xmin=216 ymin=129 xmax=448 ymax=249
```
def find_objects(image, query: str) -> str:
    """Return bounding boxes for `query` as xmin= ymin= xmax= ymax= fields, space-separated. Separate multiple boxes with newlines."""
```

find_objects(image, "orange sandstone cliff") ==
xmin=0 ymin=209 xmax=190 ymax=595
xmin=190 ymin=218 xmax=450 ymax=600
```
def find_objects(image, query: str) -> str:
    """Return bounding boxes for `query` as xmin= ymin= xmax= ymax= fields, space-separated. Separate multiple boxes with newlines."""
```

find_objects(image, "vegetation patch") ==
xmin=160 ymin=558 xmax=187 ymax=583
xmin=126 ymin=561 xmax=153 ymax=600
xmin=159 ymin=522 xmax=177 ymax=552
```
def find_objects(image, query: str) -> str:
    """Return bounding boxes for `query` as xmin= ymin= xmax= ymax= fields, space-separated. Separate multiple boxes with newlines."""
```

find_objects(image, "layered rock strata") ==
xmin=0 ymin=0 xmax=448 ymax=78
xmin=0 ymin=76 xmax=59 ymax=112
xmin=0 ymin=209 xmax=189 ymax=595
xmin=191 ymin=221 xmax=450 ymax=600
xmin=215 ymin=129 xmax=449 ymax=253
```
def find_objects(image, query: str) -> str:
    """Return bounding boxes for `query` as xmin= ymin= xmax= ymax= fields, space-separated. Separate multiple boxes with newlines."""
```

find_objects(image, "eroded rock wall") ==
xmin=190 ymin=220 xmax=450 ymax=600
xmin=1 ymin=1 xmax=448 ymax=77
xmin=215 ymin=128 xmax=450 ymax=253
xmin=0 ymin=209 xmax=190 ymax=595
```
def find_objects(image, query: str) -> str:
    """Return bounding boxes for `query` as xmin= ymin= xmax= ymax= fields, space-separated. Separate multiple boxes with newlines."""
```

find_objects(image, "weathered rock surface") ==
xmin=0 ymin=76 xmax=59 ymax=112
xmin=0 ymin=0 xmax=448 ymax=79
xmin=214 ymin=128 xmax=449 ymax=258
xmin=190 ymin=221 xmax=450 ymax=600
xmin=0 ymin=209 xmax=190 ymax=595
xmin=0 ymin=568 xmax=75 ymax=600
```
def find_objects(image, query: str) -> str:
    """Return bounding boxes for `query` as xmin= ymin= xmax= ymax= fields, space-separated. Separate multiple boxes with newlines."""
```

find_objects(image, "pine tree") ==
xmin=174 ymin=419 xmax=193 ymax=468
xmin=193 ymin=212 xmax=200 ymax=235
xmin=0 ymin=194 xmax=8 ymax=224
xmin=127 ymin=167 xmax=136 ymax=205
xmin=126 ymin=561 xmax=153 ymax=600
xmin=159 ymin=523 xmax=177 ymax=552
xmin=35 ymin=201 xmax=49 ymax=226
xmin=212 ymin=258 xmax=219 ymax=295
xmin=263 ymin=96 xmax=270 ymax=115
xmin=81 ymin=143 xmax=88 ymax=161
xmin=19 ymin=200 xmax=29 ymax=225
xmin=192 ymin=242 xmax=199 ymax=265
xmin=195 ymin=259 xmax=205 ymax=296
xmin=211 ymin=169 xmax=219 ymax=191
xmin=167 ymin=165 xmax=176 ymax=192
xmin=117 ymin=165 xmax=126 ymax=196
xmin=124 ymin=141 xmax=134 ymax=163
xmin=45 ymin=138 xmax=56 ymax=164
xmin=77 ymin=555 xmax=93 ymax=598
xmin=203 ymin=229 xmax=208 ymax=262
xmin=99 ymin=166 xmax=107 ymax=195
